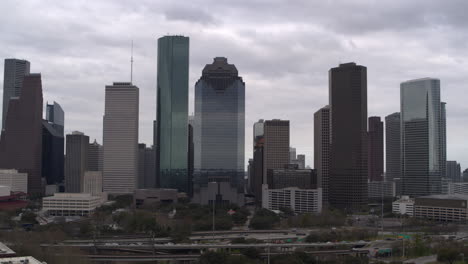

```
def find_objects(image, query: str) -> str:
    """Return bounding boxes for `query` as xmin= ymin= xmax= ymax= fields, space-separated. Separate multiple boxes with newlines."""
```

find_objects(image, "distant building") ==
xmin=45 ymin=101 xmax=65 ymax=135
xmin=138 ymin=143 xmax=146 ymax=189
xmin=103 ymin=82 xmax=139 ymax=194
xmin=392 ymin=196 xmax=414 ymax=216
xmin=251 ymin=120 xmax=265 ymax=204
xmin=133 ymin=188 xmax=178 ymax=208
xmin=401 ymin=78 xmax=445 ymax=196
xmin=368 ymin=181 xmax=396 ymax=200
xmin=385 ymin=112 xmax=401 ymax=182
xmin=193 ymin=57 xmax=245 ymax=204
xmin=266 ymin=166 xmax=317 ymax=189
xmin=0 ymin=74 xmax=43 ymax=195
xmin=83 ymin=171 xmax=103 ymax=196
xmin=156 ymin=36 xmax=190 ymax=193
xmin=368 ymin=116 xmax=384 ymax=181
xmin=2 ymin=58 xmax=30 ymax=128
xmin=262 ymin=184 xmax=322 ymax=214
xmin=0 ymin=169 xmax=27 ymax=193
xmin=87 ymin=140 xmax=103 ymax=172
xmin=329 ymin=63 xmax=368 ymax=211
xmin=65 ymin=131 xmax=89 ymax=193
xmin=263 ymin=120 xmax=290 ymax=185
xmin=447 ymin=182 xmax=468 ymax=196
xmin=464 ymin=169 xmax=468 ymax=182
xmin=194 ymin=182 xmax=244 ymax=206
xmin=42 ymin=119 xmax=64 ymax=185
xmin=414 ymin=194 xmax=468 ymax=222
xmin=314 ymin=105 xmax=330 ymax=207
xmin=43 ymin=192 xmax=106 ymax=216
xmin=446 ymin=161 xmax=461 ymax=182
xmin=289 ymin=147 xmax=296 ymax=163
xmin=291 ymin=154 xmax=306 ymax=169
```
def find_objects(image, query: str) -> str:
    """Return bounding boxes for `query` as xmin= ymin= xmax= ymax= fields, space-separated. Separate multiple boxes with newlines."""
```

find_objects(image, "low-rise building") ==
xmin=447 ymin=182 xmax=468 ymax=196
xmin=42 ymin=193 xmax=106 ymax=216
xmin=414 ymin=194 xmax=468 ymax=222
xmin=392 ymin=196 xmax=414 ymax=216
xmin=192 ymin=182 xmax=244 ymax=206
xmin=0 ymin=169 xmax=28 ymax=193
xmin=133 ymin=188 xmax=179 ymax=208
xmin=262 ymin=184 xmax=322 ymax=214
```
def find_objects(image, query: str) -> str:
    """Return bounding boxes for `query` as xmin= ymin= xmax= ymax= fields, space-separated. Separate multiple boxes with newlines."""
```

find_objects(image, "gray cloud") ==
xmin=0 ymin=0 xmax=467 ymax=169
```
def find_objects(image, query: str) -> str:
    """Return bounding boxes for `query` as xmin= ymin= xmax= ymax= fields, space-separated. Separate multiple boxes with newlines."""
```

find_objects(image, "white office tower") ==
xmin=103 ymin=82 xmax=139 ymax=194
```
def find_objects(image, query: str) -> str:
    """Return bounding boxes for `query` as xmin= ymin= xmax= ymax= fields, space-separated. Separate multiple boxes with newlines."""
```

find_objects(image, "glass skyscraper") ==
xmin=156 ymin=36 xmax=190 ymax=193
xmin=193 ymin=57 xmax=245 ymax=204
xmin=401 ymin=78 xmax=444 ymax=196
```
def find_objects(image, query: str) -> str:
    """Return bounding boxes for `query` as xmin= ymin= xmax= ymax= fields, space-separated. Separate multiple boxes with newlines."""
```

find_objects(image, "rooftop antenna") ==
xmin=130 ymin=40 xmax=134 ymax=83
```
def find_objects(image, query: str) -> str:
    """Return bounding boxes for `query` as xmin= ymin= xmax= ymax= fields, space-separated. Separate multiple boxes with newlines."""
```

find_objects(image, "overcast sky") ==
xmin=1 ymin=0 xmax=467 ymax=170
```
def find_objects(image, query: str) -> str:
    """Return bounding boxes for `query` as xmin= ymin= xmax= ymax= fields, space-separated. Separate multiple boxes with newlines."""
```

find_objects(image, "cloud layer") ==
xmin=1 ymin=0 xmax=467 ymax=169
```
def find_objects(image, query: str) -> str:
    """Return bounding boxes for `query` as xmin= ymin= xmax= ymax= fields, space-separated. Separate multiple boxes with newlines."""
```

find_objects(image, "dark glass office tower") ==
xmin=65 ymin=131 xmax=89 ymax=193
xmin=368 ymin=116 xmax=384 ymax=182
xmin=42 ymin=101 xmax=65 ymax=185
xmin=0 ymin=74 xmax=43 ymax=195
xmin=401 ymin=78 xmax=443 ymax=196
xmin=193 ymin=57 xmax=245 ymax=203
xmin=385 ymin=112 xmax=401 ymax=182
xmin=329 ymin=63 xmax=368 ymax=212
xmin=251 ymin=120 xmax=264 ymax=204
xmin=156 ymin=35 xmax=190 ymax=193
xmin=2 ymin=59 xmax=30 ymax=129
xmin=88 ymin=140 xmax=103 ymax=172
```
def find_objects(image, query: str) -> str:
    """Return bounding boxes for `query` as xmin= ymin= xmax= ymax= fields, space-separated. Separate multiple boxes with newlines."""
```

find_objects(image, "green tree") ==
xmin=21 ymin=211 xmax=38 ymax=224
xmin=199 ymin=251 xmax=228 ymax=264
xmin=437 ymin=247 xmax=460 ymax=264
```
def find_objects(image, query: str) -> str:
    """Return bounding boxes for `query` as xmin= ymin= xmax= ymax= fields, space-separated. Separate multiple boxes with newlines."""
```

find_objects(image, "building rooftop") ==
xmin=0 ymin=256 xmax=45 ymax=264
xmin=418 ymin=194 xmax=468 ymax=200
xmin=0 ymin=241 xmax=16 ymax=257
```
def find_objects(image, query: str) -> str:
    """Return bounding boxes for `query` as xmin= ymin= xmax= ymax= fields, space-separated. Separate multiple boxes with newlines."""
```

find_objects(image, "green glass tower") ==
xmin=156 ymin=36 xmax=190 ymax=193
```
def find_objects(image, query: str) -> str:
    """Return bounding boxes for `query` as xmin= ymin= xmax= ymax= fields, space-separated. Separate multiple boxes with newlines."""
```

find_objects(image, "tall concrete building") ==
xmin=144 ymin=146 xmax=156 ymax=188
xmin=314 ymin=106 xmax=330 ymax=206
xmin=88 ymin=140 xmax=103 ymax=172
xmin=193 ymin=57 xmax=245 ymax=205
xmin=329 ymin=63 xmax=368 ymax=212
xmin=251 ymin=120 xmax=265 ymax=203
xmin=401 ymin=78 xmax=444 ymax=197
xmin=289 ymin=147 xmax=296 ymax=163
xmin=2 ymin=59 xmax=30 ymax=129
xmin=138 ymin=143 xmax=146 ymax=189
xmin=368 ymin=116 xmax=384 ymax=181
xmin=65 ymin=131 xmax=89 ymax=193
xmin=446 ymin=161 xmax=461 ymax=183
xmin=103 ymin=82 xmax=139 ymax=194
xmin=263 ymin=120 xmax=290 ymax=184
xmin=385 ymin=112 xmax=401 ymax=182
xmin=156 ymin=35 xmax=190 ymax=193
xmin=0 ymin=74 xmax=43 ymax=195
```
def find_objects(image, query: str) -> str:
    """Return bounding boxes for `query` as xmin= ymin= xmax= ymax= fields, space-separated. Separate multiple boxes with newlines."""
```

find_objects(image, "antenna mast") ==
xmin=130 ymin=40 xmax=134 ymax=83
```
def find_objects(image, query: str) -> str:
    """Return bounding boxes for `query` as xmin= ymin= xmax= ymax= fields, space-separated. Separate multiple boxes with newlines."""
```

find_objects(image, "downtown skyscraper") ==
xmin=2 ymin=59 xmax=30 ymax=129
xmin=263 ymin=120 xmax=290 ymax=184
xmin=192 ymin=57 xmax=245 ymax=204
xmin=0 ymin=73 xmax=43 ymax=195
xmin=103 ymin=82 xmax=139 ymax=194
xmin=385 ymin=112 xmax=401 ymax=182
xmin=401 ymin=78 xmax=445 ymax=196
xmin=65 ymin=131 xmax=89 ymax=192
xmin=329 ymin=63 xmax=368 ymax=212
xmin=42 ymin=102 xmax=65 ymax=185
xmin=368 ymin=116 xmax=384 ymax=182
xmin=314 ymin=105 xmax=330 ymax=207
xmin=156 ymin=35 xmax=190 ymax=193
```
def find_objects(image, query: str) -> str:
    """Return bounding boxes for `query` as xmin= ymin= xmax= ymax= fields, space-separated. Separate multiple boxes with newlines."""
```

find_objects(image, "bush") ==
xmin=249 ymin=209 xmax=280 ymax=230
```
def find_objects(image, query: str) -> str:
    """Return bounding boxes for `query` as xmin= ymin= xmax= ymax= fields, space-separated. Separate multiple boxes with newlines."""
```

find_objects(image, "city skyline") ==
xmin=1 ymin=1 xmax=468 ymax=169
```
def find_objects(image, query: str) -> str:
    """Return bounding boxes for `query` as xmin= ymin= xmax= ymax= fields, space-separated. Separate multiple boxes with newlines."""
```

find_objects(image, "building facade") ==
xmin=2 ymin=59 xmax=30 ymax=129
xmin=83 ymin=171 xmax=103 ymax=196
xmin=103 ymin=82 xmax=139 ymax=194
xmin=392 ymin=196 xmax=415 ymax=216
xmin=251 ymin=120 xmax=265 ymax=204
xmin=266 ymin=166 xmax=317 ymax=189
xmin=329 ymin=63 xmax=368 ymax=211
xmin=88 ymin=140 xmax=103 ymax=172
xmin=0 ymin=169 xmax=28 ymax=193
xmin=314 ymin=105 xmax=330 ymax=207
xmin=193 ymin=57 xmax=245 ymax=204
xmin=65 ymin=131 xmax=89 ymax=193
xmin=446 ymin=161 xmax=461 ymax=183
xmin=42 ymin=193 xmax=105 ymax=216
xmin=368 ymin=181 xmax=396 ymax=200
xmin=263 ymin=120 xmax=290 ymax=184
xmin=156 ymin=36 xmax=190 ymax=193
xmin=368 ymin=116 xmax=384 ymax=181
xmin=414 ymin=195 xmax=468 ymax=222
xmin=262 ymin=185 xmax=322 ymax=214
xmin=401 ymin=78 xmax=444 ymax=197
xmin=42 ymin=119 xmax=64 ymax=185
xmin=385 ymin=112 xmax=401 ymax=182
xmin=0 ymin=74 xmax=43 ymax=195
